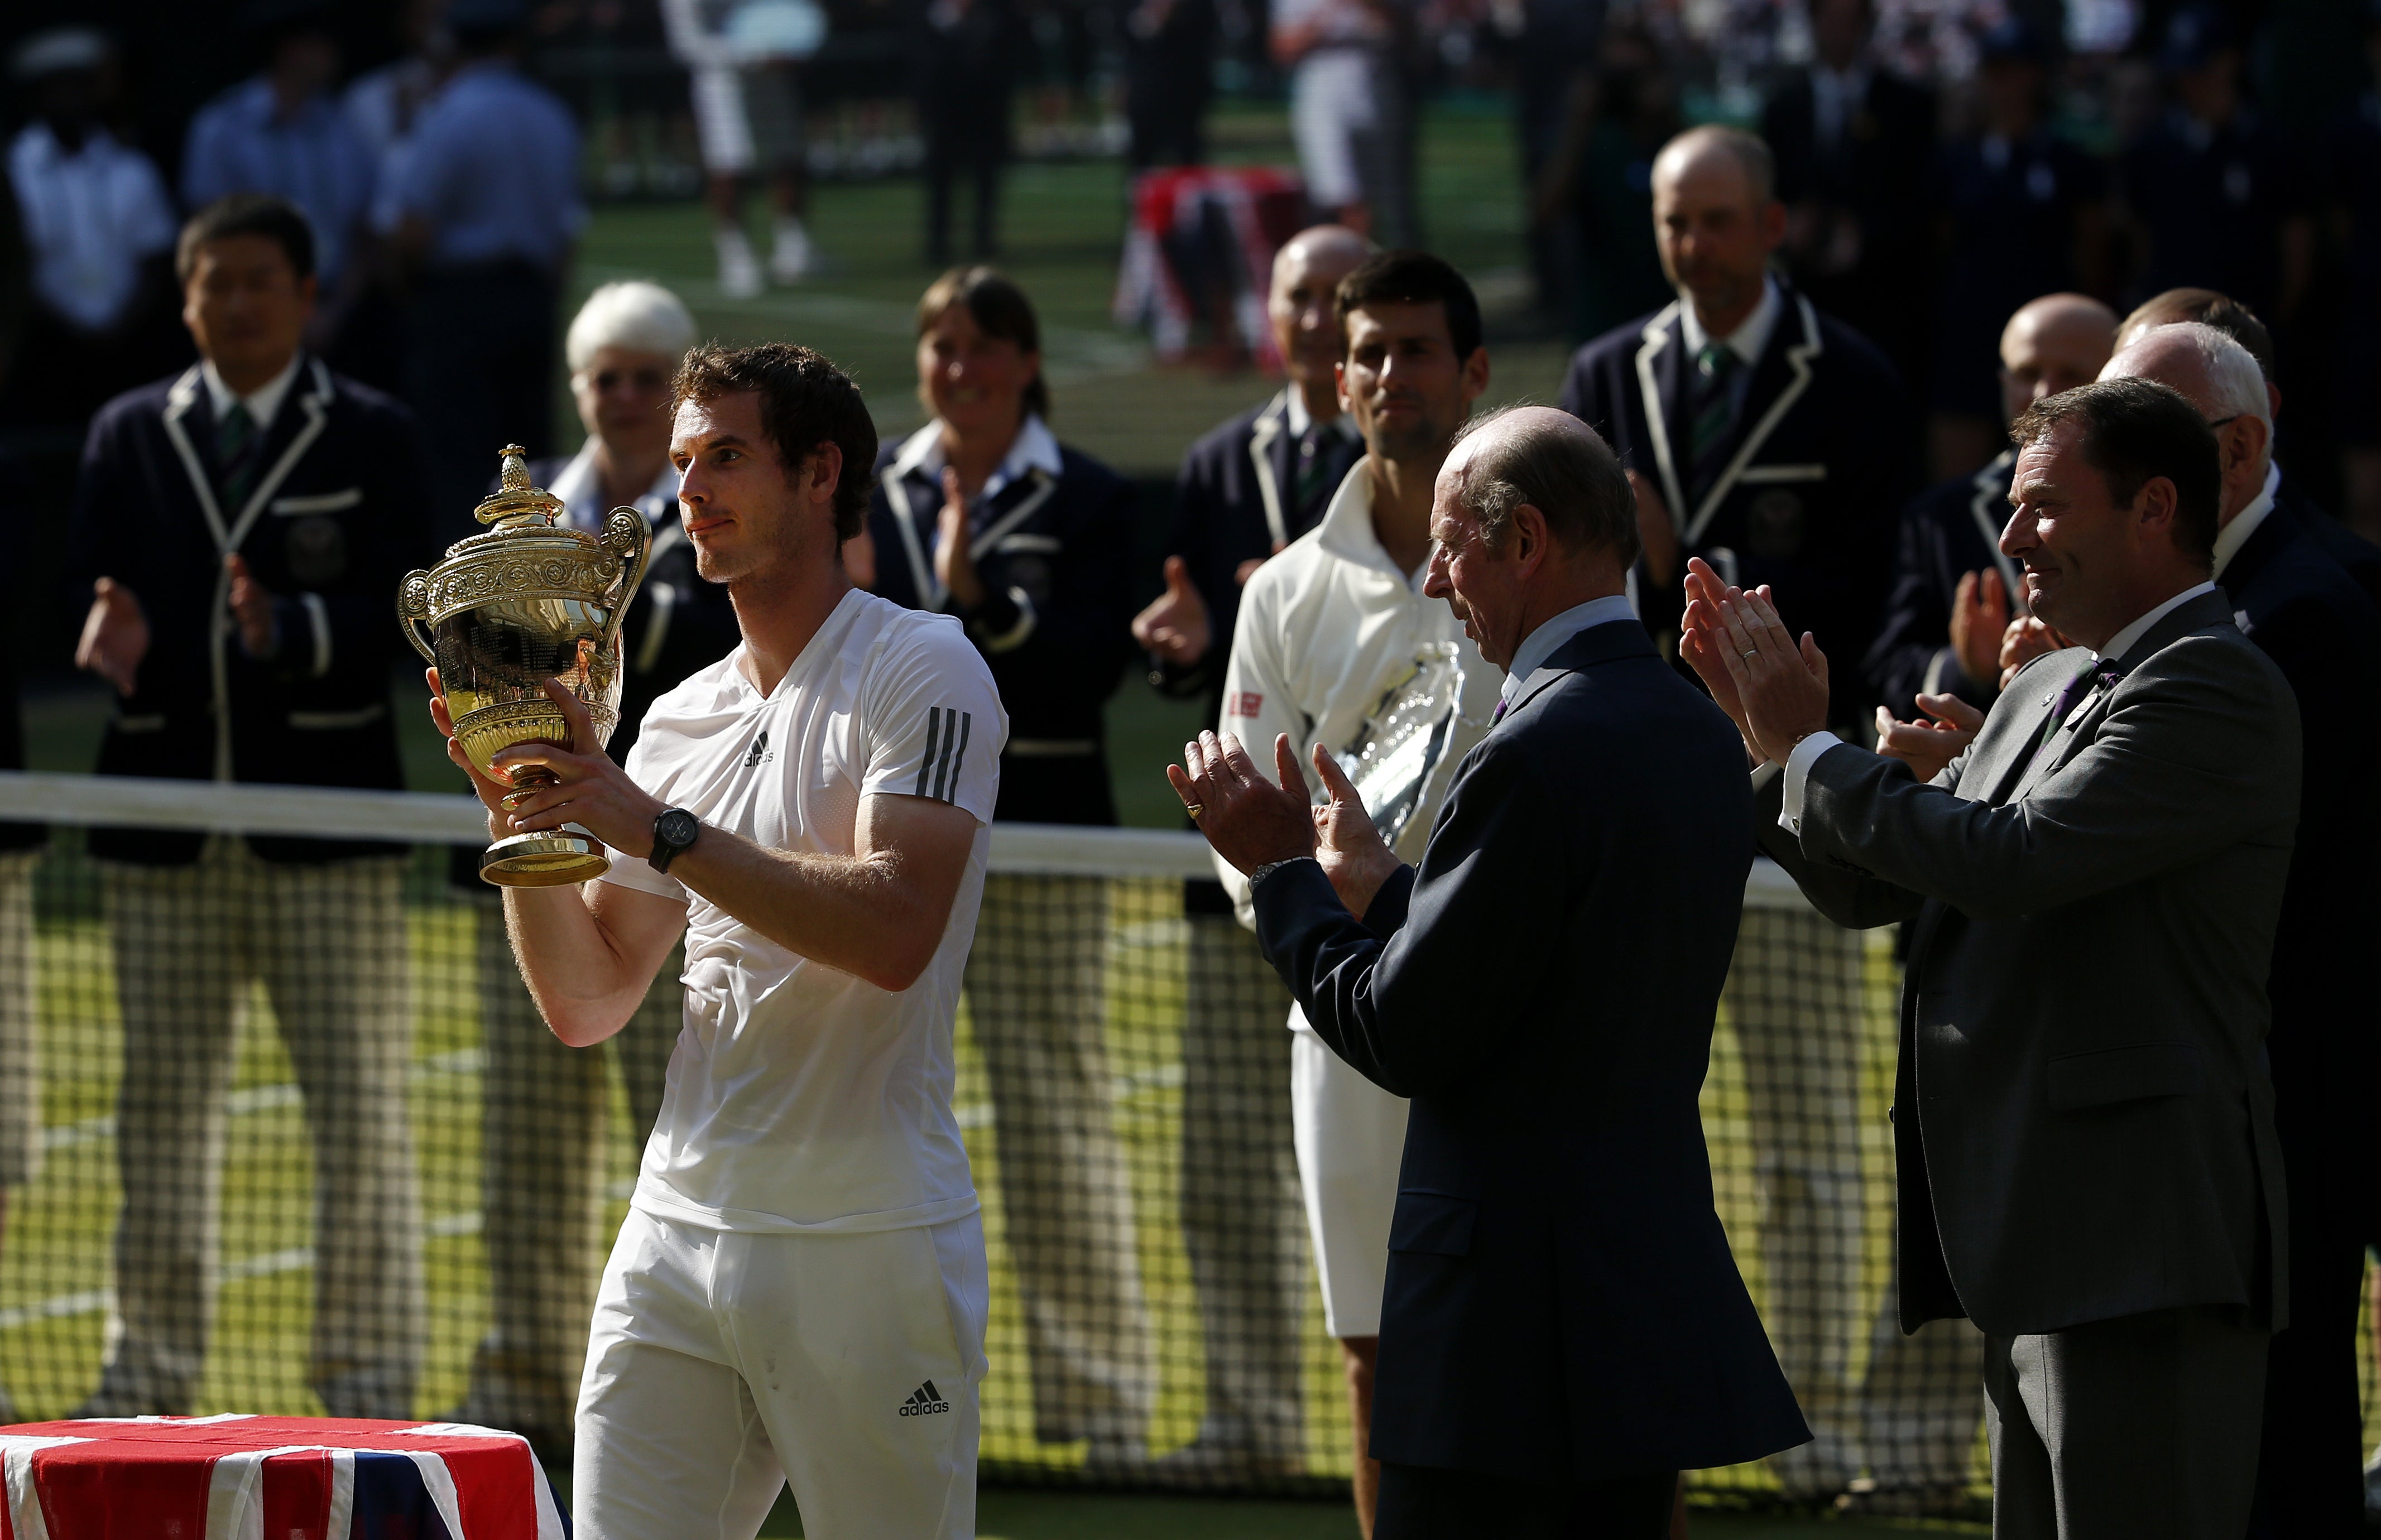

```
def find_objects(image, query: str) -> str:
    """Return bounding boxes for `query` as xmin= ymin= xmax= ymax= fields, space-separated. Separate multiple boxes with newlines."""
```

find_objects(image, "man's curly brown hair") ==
xmin=670 ymin=342 xmax=878 ymax=540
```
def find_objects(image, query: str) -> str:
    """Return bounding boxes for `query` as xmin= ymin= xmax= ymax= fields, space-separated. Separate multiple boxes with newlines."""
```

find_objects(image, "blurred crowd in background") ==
xmin=1 ymin=0 xmax=2379 ymax=624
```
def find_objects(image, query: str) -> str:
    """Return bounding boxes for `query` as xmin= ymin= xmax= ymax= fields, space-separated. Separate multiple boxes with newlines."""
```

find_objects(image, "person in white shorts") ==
xmin=1216 ymin=249 xmax=1496 ymax=1537
xmin=1270 ymin=0 xmax=1411 ymax=243
xmin=428 ymin=340 xmax=1005 ymax=1540
xmin=662 ymin=0 xmax=823 ymax=293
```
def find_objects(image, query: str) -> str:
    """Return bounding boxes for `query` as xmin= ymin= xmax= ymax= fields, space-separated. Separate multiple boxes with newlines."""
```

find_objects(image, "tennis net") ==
xmin=0 ymin=766 xmax=2253 ymax=1510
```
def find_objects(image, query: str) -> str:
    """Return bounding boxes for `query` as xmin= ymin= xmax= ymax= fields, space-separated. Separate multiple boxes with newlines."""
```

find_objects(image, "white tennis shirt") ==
xmin=601 ymin=588 xmax=1007 ymax=1234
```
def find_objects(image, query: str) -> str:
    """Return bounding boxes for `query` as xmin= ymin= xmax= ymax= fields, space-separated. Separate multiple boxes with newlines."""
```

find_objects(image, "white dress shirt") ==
xmin=1777 ymin=580 xmax=2221 ymax=834
xmin=11 ymin=122 xmax=178 ymax=331
xmin=2210 ymin=461 xmax=2281 ymax=582
xmin=200 ymin=353 xmax=303 ymax=436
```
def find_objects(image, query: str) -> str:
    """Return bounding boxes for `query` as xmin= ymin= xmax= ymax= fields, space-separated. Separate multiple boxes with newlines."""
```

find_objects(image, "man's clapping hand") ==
xmin=1169 ymin=730 xmax=1402 ymax=918
xmin=76 ymin=577 xmax=148 ymax=696
xmin=1679 ymin=558 xmax=1831 ymax=766
xmin=1948 ymin=567 xmax=2011 ymax=688
xmin=1999 ymin=613 xmax=2069 ymax=690
xmin=1873 ymin=692 xmax=1982 ymax=784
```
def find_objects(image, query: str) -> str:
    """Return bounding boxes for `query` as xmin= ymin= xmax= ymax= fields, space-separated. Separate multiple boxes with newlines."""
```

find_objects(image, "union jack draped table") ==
xmin=0 ymin=1417 xmax=568 ymax=1539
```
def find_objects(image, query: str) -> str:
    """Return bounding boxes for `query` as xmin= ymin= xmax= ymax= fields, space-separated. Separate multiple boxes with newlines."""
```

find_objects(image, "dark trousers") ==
xmin=2247 ymin=1131 xmax=2369 ymax=1536
xmin=921 ymin=118 xmax=1005 ymax=266
xmin=1983 ymin=1305 xmax=2269 ymax=1540
xmin=1375 ymin=1462 xmax=1676 ymax=1540
xmin=407 ymin=262 xmax=561 ymax=543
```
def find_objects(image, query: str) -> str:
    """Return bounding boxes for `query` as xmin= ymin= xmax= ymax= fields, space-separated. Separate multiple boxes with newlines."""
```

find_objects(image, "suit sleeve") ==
xmin=1794 ymin=639 xmax=2303 ymax=918
xmin=1751 ymin=766 xmax=1927 ymax=929
xmin=1214 ymin=567 xmax=1308 ymax=922
xmin=1253 ymin=739 xmax=1559 ymax=1096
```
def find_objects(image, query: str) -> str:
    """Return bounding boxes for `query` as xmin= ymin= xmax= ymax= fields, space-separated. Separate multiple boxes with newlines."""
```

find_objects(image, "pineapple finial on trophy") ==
xmin=472 ymin=442 xmax=566 ymax=527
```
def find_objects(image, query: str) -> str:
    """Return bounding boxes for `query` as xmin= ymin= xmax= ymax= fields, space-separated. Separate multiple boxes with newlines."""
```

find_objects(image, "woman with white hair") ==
xmin=446 ymin=277 xmax=743 ymax=1457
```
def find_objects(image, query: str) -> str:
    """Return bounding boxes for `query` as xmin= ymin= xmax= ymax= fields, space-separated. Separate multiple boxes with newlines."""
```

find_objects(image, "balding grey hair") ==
xmin=1657 ymin=124 xmax=1777 ymax=208
xmin=1453 ymin=407 xmax=1640 ymax=566
xmin=2149 ymin=321 xmax=2273 ymax=453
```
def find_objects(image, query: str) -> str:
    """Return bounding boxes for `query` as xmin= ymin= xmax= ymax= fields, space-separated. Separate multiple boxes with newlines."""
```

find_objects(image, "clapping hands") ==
xmin=1169 ymin=730 xmax=1403 ymax=919
xmin=1679 ymin=557 xmax=1832 ymax=766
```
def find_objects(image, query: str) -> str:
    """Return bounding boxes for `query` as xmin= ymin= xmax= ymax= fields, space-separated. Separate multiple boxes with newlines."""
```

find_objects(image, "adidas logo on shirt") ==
xmin=898 ymin=1381 xmax=952 ymax=1417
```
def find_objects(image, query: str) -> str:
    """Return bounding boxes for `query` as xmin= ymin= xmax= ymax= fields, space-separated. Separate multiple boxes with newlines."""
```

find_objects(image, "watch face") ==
xmin=658 ymin=810 xmax=699 ymax=849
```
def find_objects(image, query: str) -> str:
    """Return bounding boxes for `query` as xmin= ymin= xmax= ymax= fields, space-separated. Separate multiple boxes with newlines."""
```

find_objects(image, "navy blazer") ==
xmin=1559 ymin=278 xmax=1916 ymax=726
xmin=867 ymin=436 xmax=1136 ymax=825
xmin=61 ymin=359 xmax=430 ymax=864
xmin=2219 ymin=504 xmax=2381 ymax=1206
xmin=1862 ymin=448 xmax=2016 ymax=715
xmin=1155 ymin=389 xmax=1362 ymax=714
xmin=2282 ymin=478 xmax=2381 ymax=610
xmin=1252 ymin=619 xmax=1809 ymax=1481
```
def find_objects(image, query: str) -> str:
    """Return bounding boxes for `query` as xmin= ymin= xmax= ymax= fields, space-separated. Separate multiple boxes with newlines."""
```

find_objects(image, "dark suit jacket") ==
xmin=868 ymin=435 xmax=1136 ymax=825
xmin=1559 ymin=277 xmax=1917 ymax=725
xmin=1155 ymin=389 xmax=1363 ymax=713
xmin=1862 ymin=447 xmax=2015 ymax=715
xmin=2281 ymin=476 xmax=2381 ymax=610
xmin=1252 ymin=619 xmax=1809 ymax=1481
xmin=61 ymin=358 xmax=430 ymax=864
xmin=2217 ymin=505 xmax=2381 ymax=1248
xmin=1758 ymin=590 xmax=2299 ymax=1336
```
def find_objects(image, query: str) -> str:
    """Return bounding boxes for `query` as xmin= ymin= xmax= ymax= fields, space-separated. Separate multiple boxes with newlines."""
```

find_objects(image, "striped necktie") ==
xmin=217 ymin=401 xmax=262 ymax=511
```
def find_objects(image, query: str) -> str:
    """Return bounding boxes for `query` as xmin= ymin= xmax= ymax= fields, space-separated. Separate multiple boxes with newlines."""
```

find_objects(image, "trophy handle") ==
xmin=396 ymin=571 xmax=436 ymax=663
xmin=594 ymin=505 xmax=655 ymax=657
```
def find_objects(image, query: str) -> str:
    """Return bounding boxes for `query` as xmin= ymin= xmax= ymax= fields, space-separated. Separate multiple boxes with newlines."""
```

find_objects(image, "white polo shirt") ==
xmin=602 ymin=588 xmax=1007 ymax=1234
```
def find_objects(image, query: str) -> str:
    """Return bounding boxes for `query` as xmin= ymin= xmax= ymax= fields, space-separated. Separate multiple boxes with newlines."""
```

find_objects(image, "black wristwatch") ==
xmin=650 ymin=808 xmax=701 ymax=874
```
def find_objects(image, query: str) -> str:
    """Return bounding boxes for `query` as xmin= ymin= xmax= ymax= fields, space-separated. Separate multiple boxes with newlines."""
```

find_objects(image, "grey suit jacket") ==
xmin=1756 ymin=589 xmax=2300 ymax=1337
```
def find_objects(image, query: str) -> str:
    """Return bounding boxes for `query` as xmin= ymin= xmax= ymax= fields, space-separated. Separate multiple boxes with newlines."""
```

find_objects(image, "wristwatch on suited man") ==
xmin=650 ymin=808 xmax=701 ymax=873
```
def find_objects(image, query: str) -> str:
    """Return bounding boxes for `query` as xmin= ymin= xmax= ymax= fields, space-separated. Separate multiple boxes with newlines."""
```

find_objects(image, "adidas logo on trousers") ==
xmin=899 ymin=1381 xmax=951 ymax=1416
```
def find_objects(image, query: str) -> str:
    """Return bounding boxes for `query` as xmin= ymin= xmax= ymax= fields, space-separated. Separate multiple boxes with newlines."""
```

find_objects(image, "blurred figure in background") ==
xmin=912 ymin=0 xmax=1023 ymax=265
xmin=1924 ymin=20 xmax=2108 ymax=480
xmin=450 ymin=281 xmax=733 ymax=1458
xmin=2331 ymin=3 xmax=2381 ymax=543
xmin=663 ymin=0 xmax=823 ymax=295
xmin=340 ymin=0 xmax=453 ymax=394
xmin=1868 ymin=293 xmax=2116 ymax=720
xmin=1760 ymin=0 xmax=1936 ymax=391
xmin=1537 ymin=16 xmax=1681 ymax=341
xmin=1130 ymin=223 xmax=1371 ymax=1482
xmin=865 ymin=267 xmax=1150 ymax=1466
xmin=1561 ymin=124 xmax=1916 ymax=1508
xmin=2120 ymin=5 xmax=2311 ymax=334
xmin=390 ymin=0 xmax=583 ymax=544
xmin=1481 ymin=0 xmax=1602 ymax=324
xmin=182 ymin=1 xmax=378 ymax=368
xmin=1124 ymin=0 xmax=1218 ymax=171
xmin=3 ymin=28 xmax=183 ymax=431
xmin=1273 ymin=0 xmax=1413 ymax=242
xmin=62 ymin=195 xmax=429 ymax=1419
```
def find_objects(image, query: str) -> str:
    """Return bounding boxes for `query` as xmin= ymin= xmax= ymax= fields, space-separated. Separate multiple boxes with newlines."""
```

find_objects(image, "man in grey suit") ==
xmin=1679 ymin=376 xmax=2298 ymax=1539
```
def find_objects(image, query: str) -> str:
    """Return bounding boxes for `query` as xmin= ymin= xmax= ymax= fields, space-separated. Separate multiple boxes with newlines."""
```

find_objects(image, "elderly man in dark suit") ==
xmin=2092 ymin=323 xmax=2373 ymax=1538
xmin=63 ymin=194 xmax=431 ymax=1418
xmin=1560 ymin=121 xmax=1913 ymax=1499
xmin=1171 ymin=405 xmax=1808 ymax=1538
xmin=1759 ymin=0 xmax=1936 ymax=386
xmin=1682 ymin=375 xmax=2298 ymax=1539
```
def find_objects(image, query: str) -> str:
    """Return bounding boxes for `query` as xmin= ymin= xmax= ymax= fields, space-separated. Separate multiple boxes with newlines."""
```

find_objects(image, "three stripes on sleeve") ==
xmin=913 ymin=708 xmax=973 ymax=805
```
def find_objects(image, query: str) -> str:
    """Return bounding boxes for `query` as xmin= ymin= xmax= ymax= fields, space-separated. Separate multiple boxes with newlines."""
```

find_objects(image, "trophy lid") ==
xmin=471 ymin=444 xmax=566 ymax=527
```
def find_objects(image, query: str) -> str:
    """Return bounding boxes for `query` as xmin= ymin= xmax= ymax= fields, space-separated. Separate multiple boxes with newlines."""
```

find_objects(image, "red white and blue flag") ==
xmin=0 ymin=1416 xmax=568 ymax=1540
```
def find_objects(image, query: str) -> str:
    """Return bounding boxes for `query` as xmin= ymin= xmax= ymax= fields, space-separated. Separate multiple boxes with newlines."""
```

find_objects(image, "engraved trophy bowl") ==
xmin=399 ymin=445 xmax=653 ymax=886
xmin=1335 ymin=641 xmax=1492 ymax=864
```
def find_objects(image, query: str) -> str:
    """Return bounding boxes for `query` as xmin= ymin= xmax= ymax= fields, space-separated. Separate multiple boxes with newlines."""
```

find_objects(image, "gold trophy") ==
xmin=399 ymin=445 xmax=653 ymax=886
